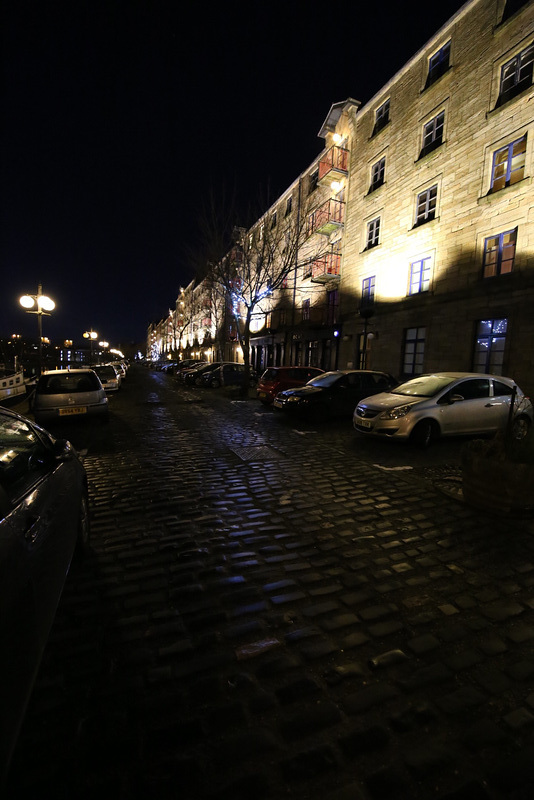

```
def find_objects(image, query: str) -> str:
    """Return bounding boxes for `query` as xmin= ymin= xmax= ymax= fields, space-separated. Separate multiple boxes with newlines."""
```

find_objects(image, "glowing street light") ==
xmin=19 ymin=283 xmax=55 ymax=374
xmin=83 ymin=329 xmax=98 ymax=363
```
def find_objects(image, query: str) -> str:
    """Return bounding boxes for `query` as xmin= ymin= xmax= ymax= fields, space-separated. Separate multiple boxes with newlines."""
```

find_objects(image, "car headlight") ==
xmin=287 ymin=396 xmax=302 ymax=403
xmin=380 ymin=404 xmax=413 ymax=420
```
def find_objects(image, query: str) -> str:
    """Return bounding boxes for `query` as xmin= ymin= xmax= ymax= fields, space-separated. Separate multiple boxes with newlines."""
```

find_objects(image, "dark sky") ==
xmin=1 ymin=0 xmax=467 ymax=349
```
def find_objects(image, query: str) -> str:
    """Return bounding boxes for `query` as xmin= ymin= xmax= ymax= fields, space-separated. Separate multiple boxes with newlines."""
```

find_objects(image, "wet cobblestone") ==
xmin=6 ymin=367 xmax=534 ymax=799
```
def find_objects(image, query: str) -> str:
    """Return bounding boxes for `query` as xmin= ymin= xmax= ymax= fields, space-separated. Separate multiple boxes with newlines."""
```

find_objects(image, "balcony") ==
xmin=318 ymin=145 xmax=349 ymax=185
xmin=310 ymin=251 xmax=341 ymax=283
xmin=307 ymin=198 xmax=345 ymax=237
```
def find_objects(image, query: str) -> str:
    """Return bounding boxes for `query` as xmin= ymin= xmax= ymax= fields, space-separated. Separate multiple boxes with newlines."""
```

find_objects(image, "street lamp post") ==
xmin=83 ymin=329 xmax=98 ymax=364
xmin=19 ymin=283 xmax=55 ymax=374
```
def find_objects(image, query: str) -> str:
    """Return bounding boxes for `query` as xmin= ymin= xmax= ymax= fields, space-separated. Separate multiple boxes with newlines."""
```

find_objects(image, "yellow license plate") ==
xmin=59 ymin=407 xmax=87 ymax=416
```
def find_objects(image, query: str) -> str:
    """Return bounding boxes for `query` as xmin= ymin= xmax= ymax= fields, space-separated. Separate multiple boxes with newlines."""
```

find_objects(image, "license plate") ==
xmin=258 ymin=391 xmax=266 ymax=398
xmin=59 ymin=407 xmax=87 ymax=416
xmin=358 ymin=418 xmax=372 ymax=429
xmin=273 ymin=399 xmax=283 ymax=409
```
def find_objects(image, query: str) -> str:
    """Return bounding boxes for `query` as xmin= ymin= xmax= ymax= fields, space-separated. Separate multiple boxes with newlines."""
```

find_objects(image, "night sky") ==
xmin=1 ymin=0 xmax=467 ymax=350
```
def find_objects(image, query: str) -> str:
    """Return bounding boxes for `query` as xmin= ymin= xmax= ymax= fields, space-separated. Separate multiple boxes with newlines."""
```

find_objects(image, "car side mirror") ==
xmin=449 ymin=393 xmax=464 ymax=404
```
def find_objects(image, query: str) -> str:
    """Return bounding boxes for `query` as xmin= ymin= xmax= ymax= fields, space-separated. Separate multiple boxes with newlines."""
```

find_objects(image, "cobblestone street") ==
xmin=6 ymin=366 xmax=534 ymax=799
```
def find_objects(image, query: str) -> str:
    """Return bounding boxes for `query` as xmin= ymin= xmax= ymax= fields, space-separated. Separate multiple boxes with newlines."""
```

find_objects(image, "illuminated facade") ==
xmin=149 ymin=0 xmax=534 ymax=390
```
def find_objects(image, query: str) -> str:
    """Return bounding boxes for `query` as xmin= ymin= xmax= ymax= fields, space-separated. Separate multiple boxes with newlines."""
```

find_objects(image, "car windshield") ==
xmin=307 ymin=372 xmax=342 ymax=388
xmin=261 ymin=369 xmax=278 ymax=381
xmin=391 ymin=374 xmax=457 ymax=398
xmin=38 ymin=372 xmax=101 ymax=393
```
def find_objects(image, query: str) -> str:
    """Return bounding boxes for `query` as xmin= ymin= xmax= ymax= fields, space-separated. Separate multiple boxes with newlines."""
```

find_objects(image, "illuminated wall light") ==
xmin=333 ymin=133 xmax=343 ymax=144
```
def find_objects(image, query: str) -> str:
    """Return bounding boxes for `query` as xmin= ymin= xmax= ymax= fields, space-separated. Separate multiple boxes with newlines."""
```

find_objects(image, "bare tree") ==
xmin=201 ymin=187 xmax=334 ymax=394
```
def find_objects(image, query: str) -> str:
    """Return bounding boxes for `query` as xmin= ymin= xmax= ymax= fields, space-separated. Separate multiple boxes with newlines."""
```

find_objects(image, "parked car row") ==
xmin=263 ymin=366 xmax=532 ymax=446
xmin=177 ymin=361 xmax=258 ymax=389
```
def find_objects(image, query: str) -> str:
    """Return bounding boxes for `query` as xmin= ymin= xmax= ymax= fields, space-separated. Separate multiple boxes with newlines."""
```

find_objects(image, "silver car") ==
xmin=353 ymin=372 xmax=533 ymax=446
xmin=0 ymin=406 xmax=90 ymax=782
xmin=32 ymin=369 xmax=109 ymax=425
xmin=92 ymin=364 xmax=121 ymax=392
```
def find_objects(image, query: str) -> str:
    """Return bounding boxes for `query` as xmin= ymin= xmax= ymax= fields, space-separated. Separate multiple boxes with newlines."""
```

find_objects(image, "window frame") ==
xmin=489 ymin=135 xmax=527 ymax=193
xmin=361 ymin=276 xmax=376 ymax=308
xmin=366 ymin=217 xmax=381 ymax=250
xmin=496 ymin=42 xmax=534 ymax=107
xmin=369 ymin=156 xmax=386 ymax=192
xmin=408 ymin=256 xmax=432 ymax=295
xmin=372 ymin=99 xmax=390 ymax=136
xmin=473 ymin=319 xmax=508 ymax=375
xmin=419 ymin=111 xmax=445 ymax=158
xmin=425 ymin=41 xmax=451 ymax=89
xmin=414 ymin=184 xmax=438 ymax=226
xmin=402 ymin=327 xmax=426 ymax=376
xmin=482 ymin=228 xmax=517 ymax=278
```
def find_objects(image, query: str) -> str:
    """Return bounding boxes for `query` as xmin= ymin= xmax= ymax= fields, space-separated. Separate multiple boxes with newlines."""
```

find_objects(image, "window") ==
xmin=409 ymin=257 xmax=431 ymax=294
xmin=270 ymin=211 xmax=277 ymax=229
xmin=326 ymin=290 xmax=339 ymax=325
xmin=302 ymin=298 xmax=310 ymax=321
xmin=425 ymin=41 xmax=451 ymax=88
xmin=490 ymin=135 xmax=527 ymax=192
xmin=419 ymin=111 xmax=445 ymax=158
xmin=308 ymin=170 xmax=318 ymax=195
xmin=496 ymin=43 xmax=534 ymax=107
xmin=414 ymin=185 xmax=438 ymax=226
xmin=369 ymin=156 xmax=385 ymax=192
xmin=285 ymin=196 xmax=293 ymax=216
xmin=372 ymin=99 xmax=390 ymax=136
xmin=483 ymin=229 xmax=517 ymax=277
xmin=403 ymin=327 xmax=426 ymax=375
xmin=366 ymin=217 xmax=381 ymax=249
xmin=361 ymin=276 xmax=375 ymax=309
xmin=473 ymin=319 xmax=507 ymax=374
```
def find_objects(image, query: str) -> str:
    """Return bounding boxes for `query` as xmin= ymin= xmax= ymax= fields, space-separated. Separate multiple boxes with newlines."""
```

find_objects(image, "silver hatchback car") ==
xmin=353 ymin=372 xmax=533 ymax=446
xmin=32 ymin=369 xmax=109 ymax=425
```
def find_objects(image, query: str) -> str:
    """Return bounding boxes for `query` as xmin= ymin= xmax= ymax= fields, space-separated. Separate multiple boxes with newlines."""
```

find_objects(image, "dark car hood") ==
xmin=280 ymin=385 xmax=323 ymax=398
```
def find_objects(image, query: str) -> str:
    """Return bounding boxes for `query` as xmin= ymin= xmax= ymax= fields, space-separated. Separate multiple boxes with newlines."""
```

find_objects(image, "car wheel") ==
xmin=73 ymin=488 xmax=91 ymax=562
xmin=194 ymin=377 xmax=203 ymax=386
xmin=411 ymin=419 xmax=437 ymax=448
xmin=512 ymin=415 xmax=531 ymax=440
xmin=210 ymin=379 xmax=220 ymax=388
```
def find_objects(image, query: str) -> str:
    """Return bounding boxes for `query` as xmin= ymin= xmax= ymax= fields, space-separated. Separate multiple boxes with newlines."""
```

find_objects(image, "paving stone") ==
xmin=276 ymin=677 xmax=323 ymax=704
xmin=280 ymin=743 xmax=339 ymax=781
xmin=338 ymin=724 xmax=390 ymax=756
xmin=407 ymin=633 xmax=441 ymax=654
xmin=278 ymin=701 xmax=343 ymax=741
xmin=343 ymin=683 xmax=399 ymax=713
xmin=436 ymin=686 xmax=487 ymax=714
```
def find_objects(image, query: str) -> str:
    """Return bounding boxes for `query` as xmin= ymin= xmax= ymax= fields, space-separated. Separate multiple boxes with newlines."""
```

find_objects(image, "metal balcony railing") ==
xmin=307 ymin=198 xmax=345 ymax=237
xmin=311 ymin=252 xmax=341 ymax=282
xmin=318 ymin=145 xmax=349 ymax=183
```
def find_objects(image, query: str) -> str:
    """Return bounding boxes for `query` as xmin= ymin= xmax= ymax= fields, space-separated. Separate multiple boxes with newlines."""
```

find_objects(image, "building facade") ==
xmin=149 ymin=0 xmax=534 ymax=394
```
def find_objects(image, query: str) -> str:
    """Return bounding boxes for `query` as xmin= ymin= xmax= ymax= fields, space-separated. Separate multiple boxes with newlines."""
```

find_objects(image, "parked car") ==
xmin=353 ymin=372 xmax=533 ymax=446
xmin=257 ymin=366 xmax=324 ymax=405
xmin=108 ymin=361 xmax=127 ymax=380
xmin=176 ymin=361 xmax=206 ymax=380
xmin=183 ymin=362 xmax=223 ymax=386
xmin=0 ymin=406 xmax=90 ymax=782
xmin=203 ymin=363 xmax=257 ymax=389
xmin=92 ymin=364 xmax=121 ymax=392
xmin=31 ymin=369 xmax=109 ymax=425
xmin=274 ymin=370 xmax=397 ymax=421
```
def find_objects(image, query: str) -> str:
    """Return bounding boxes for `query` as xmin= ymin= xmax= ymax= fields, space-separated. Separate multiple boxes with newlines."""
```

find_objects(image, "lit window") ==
xmin=490 ymin=135 xmax=526 ymax=192
xmin=425 ymin=41 xmax=451 ymax=88
xmin=366 ymin=217 xmax=380 ymax=249
xmin=496 ymin=43 xmax=534 ymax=107
xmin=409 ymin=257 xmax=431 ymax=294
xmin=473 ymin=319 xmax=507 ymax=374
xmin=369 ymin=157 xmax=385 ymax=192
xmin=415 ymin=185 xmax=438 ymax=226
xmin=403 ymin=327 xmax=426 ymax=376
xmin=420 ymin=112 xmax=445 ymax=157
xmin=372 ymin=99 xmax=390 ymax=136
xmin=483 ymin=229 xmax=517 ymax=278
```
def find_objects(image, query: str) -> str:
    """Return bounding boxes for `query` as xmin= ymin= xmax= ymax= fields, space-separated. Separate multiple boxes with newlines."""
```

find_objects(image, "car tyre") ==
xmin=411 ymin=419 xmax=437 ymax=448
xmin=210 ymin=378 xmax=220 ymax=388
xmin=512 ymin=415 xmax=531 ymax=440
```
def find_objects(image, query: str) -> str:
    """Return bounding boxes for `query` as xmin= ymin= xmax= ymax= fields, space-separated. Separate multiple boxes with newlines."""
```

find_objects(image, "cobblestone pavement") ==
xmin=6 ymin=367 xmax=534 ymax=799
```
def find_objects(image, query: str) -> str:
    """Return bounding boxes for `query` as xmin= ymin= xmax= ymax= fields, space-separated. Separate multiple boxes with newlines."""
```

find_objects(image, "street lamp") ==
xmin=19 ymin=283 xmax=55 ymax=374
xmin=83 ymin=329 xmax=98 ymax=363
